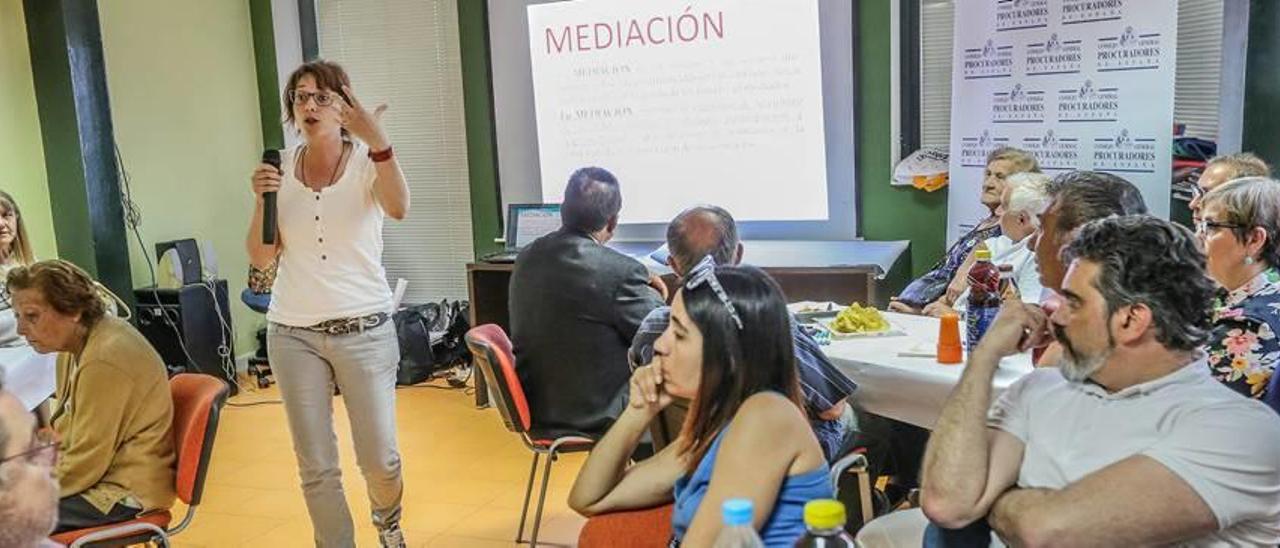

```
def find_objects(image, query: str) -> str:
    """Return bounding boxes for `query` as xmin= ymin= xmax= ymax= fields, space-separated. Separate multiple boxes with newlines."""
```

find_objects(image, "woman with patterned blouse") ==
xmin=890 ymin=147 xmax=1039 ymax=314
xmin=1197 ymin=177 xmax=1280 ymax=413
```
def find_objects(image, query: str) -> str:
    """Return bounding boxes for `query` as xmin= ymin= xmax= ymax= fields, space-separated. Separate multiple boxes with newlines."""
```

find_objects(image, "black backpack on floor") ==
xmin=393 ymin=300 xmax=471 ymax=386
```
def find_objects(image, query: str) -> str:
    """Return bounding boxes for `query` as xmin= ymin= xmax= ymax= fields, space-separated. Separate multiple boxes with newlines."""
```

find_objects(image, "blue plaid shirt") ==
xmin=628 ymin=307 xmax=858 ymax=418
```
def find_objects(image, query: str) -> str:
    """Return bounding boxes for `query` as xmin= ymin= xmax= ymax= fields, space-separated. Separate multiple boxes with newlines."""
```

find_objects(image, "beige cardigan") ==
xmin=53 ymin=316 xmax=176 ymax=514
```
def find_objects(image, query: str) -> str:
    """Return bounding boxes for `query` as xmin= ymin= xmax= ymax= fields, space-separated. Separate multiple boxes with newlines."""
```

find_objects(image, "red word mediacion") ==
xmin=544 ymin=9 xmax=725 ymax=55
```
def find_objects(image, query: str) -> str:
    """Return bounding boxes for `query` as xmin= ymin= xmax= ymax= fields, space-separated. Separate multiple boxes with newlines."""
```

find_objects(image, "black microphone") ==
xmin=262 ymin=149 xmax=281 ymax=244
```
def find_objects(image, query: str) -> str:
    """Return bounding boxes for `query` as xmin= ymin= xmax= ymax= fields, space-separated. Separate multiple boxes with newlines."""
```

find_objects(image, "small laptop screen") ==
xmin=507 ymin=204 xmax=561 ymax=250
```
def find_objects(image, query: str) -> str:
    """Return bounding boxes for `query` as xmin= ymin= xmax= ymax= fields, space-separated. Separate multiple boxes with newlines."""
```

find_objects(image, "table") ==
xmin=0 ymin=345 xmax=57 ymax=410
xmin=467 ymin=240 xmax=911 ymax=407
xmin=820 ymin=312 xmax=1034 ymax=429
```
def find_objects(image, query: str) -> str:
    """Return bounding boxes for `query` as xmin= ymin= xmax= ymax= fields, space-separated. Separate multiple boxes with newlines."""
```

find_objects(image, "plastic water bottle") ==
xmin=966 ymin=247 xmax=1000 ymax=350
xmin=713 ymin=499 xmax=765 ymax=548
xmin=794 ymin=500 xmax=856 ymax=547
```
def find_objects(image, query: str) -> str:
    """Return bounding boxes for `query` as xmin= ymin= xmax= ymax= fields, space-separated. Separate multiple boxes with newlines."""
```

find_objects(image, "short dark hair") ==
xmin=678 ymin=266 xmax=802 ymax=474
xmin=1046 ymin=171 xmax=1148 ymax=234
xmin=561 ymin=167 xmax=621 ymax=233
xmin=282 ymin=60 xmax=352 ymax=136
xmin=667 ymin=206 xmax=738 ymax=273
xmin=1063 ymin=215 xmax=1216 ymax=352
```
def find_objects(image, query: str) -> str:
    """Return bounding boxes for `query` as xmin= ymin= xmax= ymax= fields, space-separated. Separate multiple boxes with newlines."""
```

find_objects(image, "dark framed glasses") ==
xmin=1195 ymin=219 xmax=1244 ymax=236
xmin=287 ymin=90 xmax=339 ymax=107
xmin=0 ymin=428 xmax=58 ymax=468
xmin=1189 ymin=184 xmax=1206 ymax=201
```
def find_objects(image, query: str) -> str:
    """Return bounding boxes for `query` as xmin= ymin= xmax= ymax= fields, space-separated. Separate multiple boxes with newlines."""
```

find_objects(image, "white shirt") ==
xmin=955 ymin=235 xmax=1043 ymax=311
xmin=989 ymin=361 xmax=1280 ymax=546
xmin=267 ymin=142 xmax=393 ymax=327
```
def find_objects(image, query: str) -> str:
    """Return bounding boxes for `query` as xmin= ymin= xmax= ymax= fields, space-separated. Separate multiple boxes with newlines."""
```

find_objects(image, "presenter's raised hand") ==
xmin=337 ymin=85 xmax=390 ymax=151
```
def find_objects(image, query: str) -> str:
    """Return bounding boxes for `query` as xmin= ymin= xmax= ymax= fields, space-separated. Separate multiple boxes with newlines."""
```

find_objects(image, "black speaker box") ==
xmin=134 ymin=280 xmax=236 ymax=393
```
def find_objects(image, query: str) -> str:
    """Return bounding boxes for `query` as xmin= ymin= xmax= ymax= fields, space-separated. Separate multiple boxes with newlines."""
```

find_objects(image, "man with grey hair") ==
xmin=0 ymin=377 xmax=60 ymax=548
xmin=1190 ymin=152 xmax=1271 ymax=222
xmin=628 ymin=205 xmax=861 ymax=462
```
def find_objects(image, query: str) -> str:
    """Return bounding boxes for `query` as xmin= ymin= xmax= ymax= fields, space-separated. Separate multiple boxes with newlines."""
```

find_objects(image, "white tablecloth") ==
xmin=0 ymin=345 xmax=57 ymax=410
xmin=818 ymin=311 xmax=1034 ymax=429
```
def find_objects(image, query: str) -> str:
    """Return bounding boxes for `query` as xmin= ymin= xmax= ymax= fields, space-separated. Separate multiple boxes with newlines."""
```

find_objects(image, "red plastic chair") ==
xmin=51 ymin=374 xmax=230 ymax=547
xmin=578 ymin=504 xmax=674 ymax=548
xmin=465 ymin=324 xmax=596 ymax=546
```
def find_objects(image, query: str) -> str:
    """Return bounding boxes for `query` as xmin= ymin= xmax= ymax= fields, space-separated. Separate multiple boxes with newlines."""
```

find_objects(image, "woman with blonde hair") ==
xmin=0 ymin=191 xmax=35 ymax=269
xmin=0 ymin=191 xmax=36 ymax=348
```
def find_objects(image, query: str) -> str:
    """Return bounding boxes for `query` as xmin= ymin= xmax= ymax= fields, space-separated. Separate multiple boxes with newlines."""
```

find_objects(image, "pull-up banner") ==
xmin=947 ymin=0 xmax=1177 ymax=242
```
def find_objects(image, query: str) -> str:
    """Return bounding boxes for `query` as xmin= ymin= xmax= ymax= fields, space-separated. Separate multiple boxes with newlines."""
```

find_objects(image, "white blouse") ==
xmin=266 ymin=142 xmax=393 ymax=327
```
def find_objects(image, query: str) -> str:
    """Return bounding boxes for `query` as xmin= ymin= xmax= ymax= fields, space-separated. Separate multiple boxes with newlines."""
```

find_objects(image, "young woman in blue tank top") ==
xmin=569 ymin=261 xmax=832 ymax=547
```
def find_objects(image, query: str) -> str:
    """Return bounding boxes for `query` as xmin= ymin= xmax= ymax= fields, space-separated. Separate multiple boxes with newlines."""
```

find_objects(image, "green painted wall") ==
xmin=458 ymin=0 xmax=503 ymax=258
xmin=0 ymin=0 xmax=58 ymax=260
xmin=97 ymin=0 xmax=264 ymax=353
xmin=856 ymin=0 xmax=947 ymax=278
xmin=457 ymin=1 xmax=949 ymax=277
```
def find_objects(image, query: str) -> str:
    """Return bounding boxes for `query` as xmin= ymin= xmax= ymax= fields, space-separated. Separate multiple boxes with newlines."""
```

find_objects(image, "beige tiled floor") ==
xmin=168 ymin=382 xmax=587 ymax=547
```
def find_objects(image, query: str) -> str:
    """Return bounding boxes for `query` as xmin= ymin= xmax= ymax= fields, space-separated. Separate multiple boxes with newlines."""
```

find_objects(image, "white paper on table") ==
xmin=897 ymin=341 xmax=938 ymax=358
xmin=787 ymin=301 xmax=842 ymax=315
xmin=0 ymin=345 xmax=56 ymax=410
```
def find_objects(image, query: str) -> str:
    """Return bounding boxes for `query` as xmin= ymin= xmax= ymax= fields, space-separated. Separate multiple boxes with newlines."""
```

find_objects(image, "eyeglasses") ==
xmin=1190 ymin=184 xmax=1206 ymax=201
xmin=0 ymin=428 xmax=58 ymax=468
xmin=287 ymin=90 xmax=339 ymax=107
xmin=1195 ymin=219 xmax=1244 ymax=236
xmin=683 ymin=256 xmax=744 ymax=330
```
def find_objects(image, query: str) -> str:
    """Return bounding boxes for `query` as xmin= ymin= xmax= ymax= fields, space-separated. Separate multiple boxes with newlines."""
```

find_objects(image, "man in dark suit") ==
xmin=509 ymin=167 xmax=665 ymax=438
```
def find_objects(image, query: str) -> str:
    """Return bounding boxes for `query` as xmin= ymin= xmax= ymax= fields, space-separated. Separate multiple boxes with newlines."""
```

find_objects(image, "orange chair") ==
xmin=578 ymin=504 xmax=674 ymax=548
xmin=465 ymin=324 xmax=596 ymax=547
xmin=51 ymin=374 xmax=230 ymax=547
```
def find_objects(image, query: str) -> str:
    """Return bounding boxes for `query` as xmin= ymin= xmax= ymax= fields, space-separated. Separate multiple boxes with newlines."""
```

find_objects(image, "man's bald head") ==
xmin=666 ymin=205 xmax=742 ymax=276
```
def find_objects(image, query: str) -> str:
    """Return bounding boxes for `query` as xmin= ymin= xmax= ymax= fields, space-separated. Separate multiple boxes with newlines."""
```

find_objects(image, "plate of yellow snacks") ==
xmin=818 ymin=303 xmax=904 ymax=339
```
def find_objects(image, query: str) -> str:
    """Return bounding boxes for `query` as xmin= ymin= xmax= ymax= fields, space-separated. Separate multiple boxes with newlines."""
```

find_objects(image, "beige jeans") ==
xmin=268 ymin=322 xmax=403 ymax=547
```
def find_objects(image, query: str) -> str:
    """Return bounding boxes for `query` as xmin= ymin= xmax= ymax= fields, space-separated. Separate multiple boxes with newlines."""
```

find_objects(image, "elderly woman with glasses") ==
xmin=5 ymin=260 xmax=175 ymax=534
xmin=891 ymin=147 xmax=1040 ymax=314
xmin=1197 ymin=177 xmax=1280 ymax=413
xmin=570 ymin=263 xmax=831 ymax=546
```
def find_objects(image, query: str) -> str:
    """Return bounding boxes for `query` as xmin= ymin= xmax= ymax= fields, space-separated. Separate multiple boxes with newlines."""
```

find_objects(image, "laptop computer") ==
xmin=480 ymin=203 xmax=562 ymax=263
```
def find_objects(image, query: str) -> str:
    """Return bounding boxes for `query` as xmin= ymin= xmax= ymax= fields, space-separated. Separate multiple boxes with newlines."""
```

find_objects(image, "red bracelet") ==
xmin=368 ymin=145 xmax=394 ymax=162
